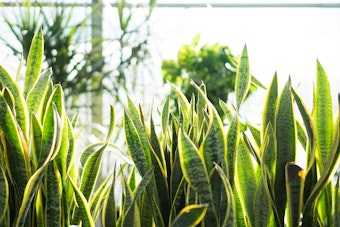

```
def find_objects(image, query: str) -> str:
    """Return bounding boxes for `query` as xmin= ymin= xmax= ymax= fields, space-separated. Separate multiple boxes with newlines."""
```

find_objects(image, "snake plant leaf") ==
xmin=227 ymin=115 xmax=240 ymax=183
xmin=191 ymin=81 xmax=226 ymax=172
xmin=303 ymin=97 xmax=340 ymax=226
xmin=124 ymin=111 xmax=149 ymax=176
xmin=195 ymin=83 xmax=207 ymax=131
xmin=122 ymin=203 xmax=141 ymax=227
xmin=291 ymin=88 xmax=315 ymax=167
xmin=274 ymin=77 xmax=296 ymax=225
xmin=246 ymin=123 xmax=261 ymax=149
xmin=55 ymin=113 xmax=69 ymax=179
xmin=31 ymin=113 xmax=43 ymax=172
xmin=121 ymin=173 xmax=138 ymax=227
xmin=253 ymin=173 xmax=272 ymax=227
xmin=26 ymin=68 xmax=52 ymax=119
xmin=243 ymin=130 xmax=261 ymax=167
xmin=0 ymin=65 xmax=29 ymax=139
xmin=171 ymin=204 xmax=208 ymax=227
xmin=0 ymin=93 xmax=29 ymax=197
xmin=235 ymin=136 xmax=256 ymax=225
xmin=233 ymin=184 xmax=246 ymax=226
xmin=235 ymin=44 xmax=251 ymax=111
xmin=313 ymin=61 xmax=334 ymax=224
xmin=126 ymin=96 xmax=152 ymax=169
xmin=219 ymin=100 xmax=235 ymax=123
xmin=102 ymin=176 xmax=116 ymax=227
xmin=261 ymin=123 xmax=276 ymax=186
xmin=105 ymin=105 xmax=116 ymax=142
xmin=24 ymin=28 xmax=43 ymax=98
xmin=15 ymin=105 xmax=61 ymax=227
xmin=66 ymin=118 xmax=77 ymax=185
xmin=128 ymin=166 xmax=137 ymax=191
xmin=0 ymin=165 xmax=9 ymax=223
xmin=45 ymin=162 xmax=62 ymax=227
xmin=171 ymin=84 xmax=191 ymax=131
xmin=79 ymin=143 xmax=107 ymax=201
xmin=214 ymin=164 xmax=236 ymax=227
xmin=314 ymin=60 xmax=333 ymax=170
xmin=161 ymin=97 xmax=170 ymax=135
xmin=68 ymin=176 xmax=95 ymax=227
xmin=335 ymin=174 xmax=340 ymax=227
xmin=39 ymin=89 xmax=63 ymax=167
xmin=91 ymin=172 xmax=113 ymax=221
xmin=285 ymin=163 xmax=304 ymax=227
xmin=296 ymin=121 xmax=308 ymax=151
xmin=178 ymin=128 xmax=218 ymax=226
xmin=141 ymin=194 xmax=159 ymax=227
xmin=149 ymin=116 xmax=170 ymax=223
xmin=262 ymin=72 xmax=278 ymax=140
xmin=35 ymin=190 xmax=44 ymax=227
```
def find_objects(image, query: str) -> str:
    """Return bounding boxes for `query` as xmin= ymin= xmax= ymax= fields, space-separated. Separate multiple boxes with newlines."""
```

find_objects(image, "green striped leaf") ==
xmin=285 ymin=163 xmax=304 ymax=227
xmin=161 ymin=97 xmax=170 ymax=135
xmin=178 ymin=128 xmax=218 ymax=226
xmin=102 ymin=177 xmax=116 ymax=227
xmin=227 ymin=116 xmax=240 ymax=183
xmin=68 ymin=176 xmax=95 ymax=227
xmin=55 ymin=112 xmax=69 ymax=179
xmin=235 ymin=136 xmax=256 ymax=225
xmin=105 ymin=105 xmax=116 ymax=142
xmin=262 ymin=73 xmax=278 ymax=140
xmin=253 ymin=173 xmax=271 ymax=227
xmin=24 ymin=28 xmax=44 ymax=98
xmin=126 ymin=97 xmax=152 ymax=169
xmin=0 ymin=93 xmax=28 ymax=196
xmin=31 ymin=114 xmax=43 ymax=170
xmin=171 ymin=204 xmax=208 ymax=227
xmin=39 ymin=92 xmax=63 ymax=167
xmin=214 ymin=164 xmax=236 ymax=227
xmin=291 ymin=88 xmax=315 ymax=167
xmin=303 ymin=98 xmax=340 ymax=226
xmin=274 ymin=78 xmax=296 ymax=225
xmin=334 ymin=174 xmax=340 ymax=227
xmin=261 ymin=123 xmax=277 ymax=185
xmin=79 ymin=143 xmax=107 ymax=201
xmin=45 ymin=162 xmax=62 ymax=227
xmin=314 ymin=60 xmax=333 ymax=169
xmin=124 ymin=111 xmax=149 ymax=176
xmin=0 ymin=165 xmax=9 ymax=223
xmin=219 ymin=100 xmax=235 ymax=123
xmin=26 ymin=68 xmax=52 ymax=119
xmin=191 ymin=81 xmax=226 ymax=172
xmin=149 ymin=116 xmax=170 ymax=224
xmin=235 ymin=45 xmax=251 ymax=110
xmin=0 ymin=65 xmax=29 ymax=139
xmin=90 ymin=172 xmax=113 ymax=221
xmin=172 ymin=84 xmax=191 ymax=131
xmin=15 ymin=105 xmax=61 ymax=227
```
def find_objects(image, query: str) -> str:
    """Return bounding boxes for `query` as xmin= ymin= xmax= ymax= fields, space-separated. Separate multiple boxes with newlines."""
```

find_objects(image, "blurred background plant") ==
xmin=162 ymin=34 xmax=256 ymax=117
xmin=0 ymin=0 xmax=155 ymax=136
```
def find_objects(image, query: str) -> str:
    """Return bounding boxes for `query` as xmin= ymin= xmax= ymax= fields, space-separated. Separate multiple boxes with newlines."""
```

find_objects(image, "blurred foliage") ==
xmin=0 ymin=0 xmax=155 ymax=108
xmin=107 ymin=0 xmax=155 ymax=103
xmin=0 ymin=0 xmax=103 ymax=101
xmin=162 ymin=34 xmax=256 ymax=117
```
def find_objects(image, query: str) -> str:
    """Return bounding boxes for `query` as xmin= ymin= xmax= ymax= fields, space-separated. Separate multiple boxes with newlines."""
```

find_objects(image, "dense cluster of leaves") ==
xmin=0 ymin=30 xmax=130 ymax=227
xmin=0 ymin=30 xmax=339 ymax=226
xmin=162 ymin=34 xmax=256 ymax=117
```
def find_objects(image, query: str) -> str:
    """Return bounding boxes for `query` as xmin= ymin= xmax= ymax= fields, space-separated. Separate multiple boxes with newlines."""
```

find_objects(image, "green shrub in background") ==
xmin=1 ymin=30 xmax=339 ymax=226
xmin=161 ymin=34 xmax=257 ymax=117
